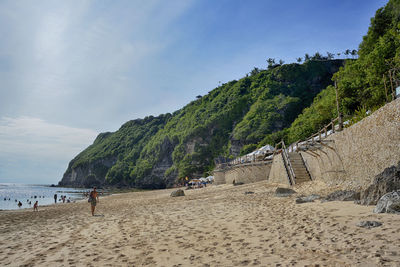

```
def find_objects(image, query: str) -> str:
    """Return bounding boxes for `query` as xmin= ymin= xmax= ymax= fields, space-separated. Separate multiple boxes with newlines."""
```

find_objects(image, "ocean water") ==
xmin=0 ymin=183 xmax=89 ymax=210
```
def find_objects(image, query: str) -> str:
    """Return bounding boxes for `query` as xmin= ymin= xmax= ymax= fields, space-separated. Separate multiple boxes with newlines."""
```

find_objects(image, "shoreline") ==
xmin=1 ymin=181 xmax=399 ymax=266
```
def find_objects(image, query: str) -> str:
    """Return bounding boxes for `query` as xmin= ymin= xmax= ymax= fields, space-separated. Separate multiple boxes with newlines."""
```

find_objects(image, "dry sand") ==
xmin=0 ymin=181 xmax=399 ymax=266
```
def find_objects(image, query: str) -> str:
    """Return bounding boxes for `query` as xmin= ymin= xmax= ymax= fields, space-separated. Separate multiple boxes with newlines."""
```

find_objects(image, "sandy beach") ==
xmin=0 ymin=181 xmax=399 ymax=266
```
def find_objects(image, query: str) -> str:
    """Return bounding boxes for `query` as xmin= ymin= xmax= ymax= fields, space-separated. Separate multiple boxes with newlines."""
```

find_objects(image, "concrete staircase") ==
xmin=288 ymin=152 xmax=311 ymax=184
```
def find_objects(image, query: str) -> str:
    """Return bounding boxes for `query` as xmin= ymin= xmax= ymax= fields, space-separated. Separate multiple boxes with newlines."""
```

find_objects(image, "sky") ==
xmin=0 ymin=0 xmax=388 ymax=184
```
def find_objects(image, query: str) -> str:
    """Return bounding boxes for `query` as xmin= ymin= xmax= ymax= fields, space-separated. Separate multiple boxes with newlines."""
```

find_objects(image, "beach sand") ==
xmin=0 ymin=181 xmax=399 ymax=266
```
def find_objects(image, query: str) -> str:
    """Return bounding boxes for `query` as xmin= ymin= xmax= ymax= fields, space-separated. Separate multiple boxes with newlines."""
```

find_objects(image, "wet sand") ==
xmin=0 ymin=181 xmax=399 ymax=266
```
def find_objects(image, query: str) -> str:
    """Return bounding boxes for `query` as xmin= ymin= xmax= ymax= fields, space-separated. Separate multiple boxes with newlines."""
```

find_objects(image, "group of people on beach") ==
xmin=3 ymin=187 xmax=100 ymax=215
xmin=53 ymin=194 xmax=71 ymax=203
xmin=3 ymin=197 xmax=39 ymax=210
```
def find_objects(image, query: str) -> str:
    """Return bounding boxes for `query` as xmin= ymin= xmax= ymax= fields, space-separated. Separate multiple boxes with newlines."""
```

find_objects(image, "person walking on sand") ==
xmin=33 ymin=201 xmax=38 ymax=212
xmin=54 ymin=193 xmax=57 ymax=204
xmin=89 ymin=187 xmax=99 ymax=216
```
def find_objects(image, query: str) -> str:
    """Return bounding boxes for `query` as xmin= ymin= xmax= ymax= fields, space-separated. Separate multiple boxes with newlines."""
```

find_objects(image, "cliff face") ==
xmin=59 ymin=157 xmax=117 ymax=187
xmin=59 ymin=60 xmax=343 ymax=188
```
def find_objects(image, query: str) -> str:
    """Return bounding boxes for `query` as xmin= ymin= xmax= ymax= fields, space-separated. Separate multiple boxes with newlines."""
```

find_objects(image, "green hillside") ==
xmin=60 ymin=60 xmax=342 ymax=188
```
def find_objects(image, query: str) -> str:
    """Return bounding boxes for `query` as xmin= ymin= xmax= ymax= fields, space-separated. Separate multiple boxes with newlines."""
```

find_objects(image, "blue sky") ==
xmin=0 ymin=0 xmax=388 ymax=184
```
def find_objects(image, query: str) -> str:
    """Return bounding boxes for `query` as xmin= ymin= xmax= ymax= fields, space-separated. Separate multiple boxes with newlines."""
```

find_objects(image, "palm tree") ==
xmin=344 ymin=49 xmax=351 ymax=58
xmin=313 ymin=52 xmax=322 ymax=60
xmin=351 ymin=49 xmax=358 ymax=58
xmin=250 ymin=67 xmax=260 ymax=76
xmin=266 ymin=58 xmax=276 ymax=69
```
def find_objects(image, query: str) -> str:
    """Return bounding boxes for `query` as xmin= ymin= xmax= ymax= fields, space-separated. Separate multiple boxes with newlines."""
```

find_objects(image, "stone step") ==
xmin=294 ymin=173 xmax=311 ymax=179
xmin=293 ymin=171 xmax=309 ymax=174
xmin=294 ymin=173 xmax=310 ymax=177
xmin=292 ymin=166 xmax=307 ymax=171
xmin=295 ymin=177 xmax=310 ymax=181
xmin=290 ymin=161 xmax=305 ymax=165
xmin=294 ymin=172 xmax=310 ymax=177
xmin=295 ymin=175 xmax=310 ymax=179
xmin=295 ymin=171 xmax=310 ymax=175
xmin=291 ymin=162 xmax=306 ymax=167
xmin=295 ymin=180 xmax=310 ymax=184
xmin=294 ymin=168 xmax=308 ymax=172
xmin=291 ymin=164 xmax=305 ymax=167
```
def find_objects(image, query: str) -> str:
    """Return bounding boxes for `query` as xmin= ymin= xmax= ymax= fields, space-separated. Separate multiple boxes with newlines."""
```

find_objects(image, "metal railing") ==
xmin=220 ymin=116 xmax=343 ymax=170
xmin=274 ymin=140 xmax=296 ymax=185
xmin=286 ymin=115 xmax=343 ymax=153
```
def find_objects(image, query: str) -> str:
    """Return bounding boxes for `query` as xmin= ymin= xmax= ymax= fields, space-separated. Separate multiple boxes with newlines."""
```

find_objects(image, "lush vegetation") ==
xmin=62 ymin=0 xmax=399 ymax=188
xmin=64 ymin=60 xmax=341 ymax=188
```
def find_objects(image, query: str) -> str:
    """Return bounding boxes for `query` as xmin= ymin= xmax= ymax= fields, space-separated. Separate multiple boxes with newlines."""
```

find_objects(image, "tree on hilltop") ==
xmin=327 ymin=52 xmax=334 ymax=60
xmin=266 ymin=58 xmax=276 ymax=69
xmin=250 ymin=67 xmax=260 ymax=76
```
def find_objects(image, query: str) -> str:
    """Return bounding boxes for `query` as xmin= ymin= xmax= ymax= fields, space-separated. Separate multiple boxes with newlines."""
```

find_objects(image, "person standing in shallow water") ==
xmin=54 ymin=194 xmax=57 ymax=204
xmin=33 ymin=201 xmax=38 ymax=212
xmin=89 ymin=187 xmax=99 ymax=216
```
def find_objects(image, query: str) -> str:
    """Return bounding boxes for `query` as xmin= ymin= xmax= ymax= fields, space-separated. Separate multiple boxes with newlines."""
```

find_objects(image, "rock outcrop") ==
xmin=275 ymin=187 xmax=296 ymax=197
xmin=360 ymin=161 xmax=400 ymax=205
xmin=324 ymin=190 xmax=360 ymax=202
xmin=356 ymin=221 xmax=382 ymax=228
xmin=295 ymin=194 xmax=321 ymax=204
xmin=170 ymin=189 xmax=185 ymax=197
xmin=59 ymin=157 xmax=117 ymax=188
xmin=373 ymin=190 xmax=400 ymax=214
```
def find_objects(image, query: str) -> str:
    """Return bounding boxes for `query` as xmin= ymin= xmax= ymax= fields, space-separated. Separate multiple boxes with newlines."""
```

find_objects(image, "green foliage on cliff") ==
xmin=335 ymin=1 xmax=400 ymax=113
xmin=66 ymin=114 xmax=171 ymax=186
xmin=64 ymin=60 xmax=341 ymax=188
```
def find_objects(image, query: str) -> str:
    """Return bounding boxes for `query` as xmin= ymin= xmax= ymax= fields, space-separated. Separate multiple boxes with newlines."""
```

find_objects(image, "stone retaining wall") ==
xmin=213 ymin=169 xmax=226 ymax=185
xmin=301 ymin=98 xmax=400 ymax=189
xmin=268 ymin=154 xmax=290 ymax=185
xmin=213 ymin=162 xmax=272 ymax=185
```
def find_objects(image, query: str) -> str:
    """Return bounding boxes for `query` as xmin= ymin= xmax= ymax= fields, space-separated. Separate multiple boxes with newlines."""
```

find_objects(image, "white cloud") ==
xmin=0 ymin=0 xmax=195 ymax=131
xmin=0 ymin=116 xmax=98 ymax=160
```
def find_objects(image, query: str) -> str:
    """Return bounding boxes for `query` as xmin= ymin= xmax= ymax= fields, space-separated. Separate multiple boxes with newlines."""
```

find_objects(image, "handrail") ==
xmin=225 ymin=116 xmax=342 ymax=168
xmin=226 ymin=150 xmax=274 ymax=167
xmin=299 ymin=153 xmax=313 ymax=181
xmin=273 ymin=140 xmax=295 ymax=185
xmin=281 ymin=140 xmax=296 ymax=185
xmin=308 ymin=116 xmax=341 ymax=144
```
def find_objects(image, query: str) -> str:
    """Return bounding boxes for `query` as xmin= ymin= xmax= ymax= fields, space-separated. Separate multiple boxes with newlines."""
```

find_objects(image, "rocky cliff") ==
xmin=59 ymin=60 xmax=344 ymax=188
